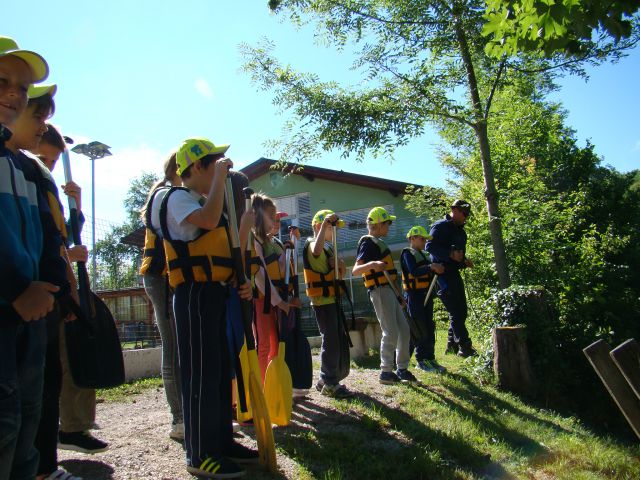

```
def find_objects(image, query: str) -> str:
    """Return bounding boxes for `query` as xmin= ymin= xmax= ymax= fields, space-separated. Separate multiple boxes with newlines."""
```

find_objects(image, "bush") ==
xmin=469 ymin=285 xmax=562 ymax=401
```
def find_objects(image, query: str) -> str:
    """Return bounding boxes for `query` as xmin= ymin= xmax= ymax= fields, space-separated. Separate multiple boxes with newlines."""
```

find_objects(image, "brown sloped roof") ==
xmin=120 ymin=226 xmax=146 ymax=248
xmin=240 ymin=158 xmax=420 ymax=197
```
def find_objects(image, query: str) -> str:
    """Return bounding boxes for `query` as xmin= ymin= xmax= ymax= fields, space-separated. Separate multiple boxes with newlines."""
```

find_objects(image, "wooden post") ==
xmin=583 ymin=340 xmax=640 ymax=439
xmin=493 ymin=326 xmax=534 ymax=394
xmin=610 ymin=339 xmax=640 ymax=400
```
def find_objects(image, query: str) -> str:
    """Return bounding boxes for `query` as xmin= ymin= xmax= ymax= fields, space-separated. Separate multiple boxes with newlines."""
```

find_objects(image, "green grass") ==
xmin=271 ymin=330 xmax=640 ymax=480
xmin=96 ymin=376 xmax=163 ymax=403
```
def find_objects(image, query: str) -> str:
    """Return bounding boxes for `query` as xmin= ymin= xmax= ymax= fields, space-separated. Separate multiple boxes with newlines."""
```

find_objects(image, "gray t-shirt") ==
xmin=151 ymin=188 xmax=202 ymax=242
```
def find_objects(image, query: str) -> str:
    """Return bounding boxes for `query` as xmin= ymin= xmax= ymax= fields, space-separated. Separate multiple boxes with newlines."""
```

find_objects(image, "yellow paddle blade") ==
xmin=247 ymin=350 xmax=277 ymax=473
xmin=235 ymin=342 xmax=252 ymax=423
xmin=264 ymin=341 xmax=293 ymax=426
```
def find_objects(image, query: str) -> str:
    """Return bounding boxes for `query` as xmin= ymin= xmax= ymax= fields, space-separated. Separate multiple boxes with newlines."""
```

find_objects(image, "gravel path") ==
xmin=57 ymin=360 xmax=384 ymax=479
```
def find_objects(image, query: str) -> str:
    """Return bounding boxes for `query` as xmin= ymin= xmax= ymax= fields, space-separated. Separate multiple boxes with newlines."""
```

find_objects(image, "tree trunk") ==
xmin=454 ymin=17 xmax=511 ymax=289
xmin=475 ymin=122 xmax=511 ymax=288
xmin=493 ymin=326 xmax=534 ymax=394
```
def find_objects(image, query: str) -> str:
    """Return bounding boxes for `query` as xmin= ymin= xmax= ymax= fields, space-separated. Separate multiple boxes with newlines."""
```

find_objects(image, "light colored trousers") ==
xmin=369 ymin=285 xmax=411 ymax=372
xmin=143 ymin=273 xmax=183 ymax=424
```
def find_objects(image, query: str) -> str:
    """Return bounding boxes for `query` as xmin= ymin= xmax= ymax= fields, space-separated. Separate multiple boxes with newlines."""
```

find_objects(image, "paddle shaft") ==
xmin=382 ymin=270 xmax=405 ymax=307
xmin=332 ymin=224 xmax=352 ymax=347
xmin=61 ymin=149 xmax=93 ymax=315
xmin=423 ymin=273 xmax=439 ymax=307
xmin=225 ymin=179 xmax=255 ymax=350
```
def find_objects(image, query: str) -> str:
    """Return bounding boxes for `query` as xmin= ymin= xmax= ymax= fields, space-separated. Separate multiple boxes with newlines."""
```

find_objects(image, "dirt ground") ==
xmin=57 ymin=360 xmax=384 ymax=480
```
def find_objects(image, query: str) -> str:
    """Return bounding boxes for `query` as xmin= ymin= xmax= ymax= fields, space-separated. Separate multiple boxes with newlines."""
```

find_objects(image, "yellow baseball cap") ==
xmin=176 ymin=137 xmax=229 ymax=176
xmin=406 ymin=226 xmax=430 ymax=239
xmin=0 ymin=37 xmax=49 ymax=83
xmin=28 ymin=83 xmax=57 ymax=99
xmin=367 ymin=206 xmax=396 ymax=224
xmin=312 ymin=209 xmax=345 ymax=228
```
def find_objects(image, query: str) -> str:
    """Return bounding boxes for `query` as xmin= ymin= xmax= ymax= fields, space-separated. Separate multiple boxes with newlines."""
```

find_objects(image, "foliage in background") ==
xmin=94 ymin=172 xmax=158 ymax=290
xmin=483 ymin=0 xmax=640 ymax=57
xmin=406 ymin=81 xmax=640 ymax=430
xmin=250 ymin=0 xmax=638 ymax=289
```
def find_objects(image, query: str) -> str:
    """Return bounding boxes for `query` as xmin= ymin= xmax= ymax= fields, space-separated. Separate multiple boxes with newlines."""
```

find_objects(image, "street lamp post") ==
xmin=70 ymin=141 xmax=112 ymax=290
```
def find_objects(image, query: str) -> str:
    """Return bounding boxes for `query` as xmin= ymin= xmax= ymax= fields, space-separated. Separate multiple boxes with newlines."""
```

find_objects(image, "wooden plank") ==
xmin=583 ymin=339 xmax=640 ymax=439
xmin=610 ymin=339 xmax=640 ymax=401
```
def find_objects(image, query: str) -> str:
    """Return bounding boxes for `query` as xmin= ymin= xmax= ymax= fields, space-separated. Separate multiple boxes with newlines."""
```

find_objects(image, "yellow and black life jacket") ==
xmin=253 ymin=236 xmax=286 ymax=298
xmin=400 ymin=247 xmax=432 ymax=292
xmin=159 ymin=187 xmax=234 ymax=288
xmin=302 ymin=237 xmax=336 ymax=297
xmin=357 ymin=235 xmax=397 ymax=289
xmin=140 ymin=187 xmax=167 ymax=276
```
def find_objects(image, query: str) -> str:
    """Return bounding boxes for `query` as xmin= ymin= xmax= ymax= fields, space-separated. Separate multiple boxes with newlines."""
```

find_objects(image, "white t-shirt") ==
xmin=150 ymin=187 xmax=203 ymax=242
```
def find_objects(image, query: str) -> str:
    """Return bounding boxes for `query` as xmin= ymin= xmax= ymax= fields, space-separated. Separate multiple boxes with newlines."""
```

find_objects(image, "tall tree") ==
xmin=95 ymin=172 xmax=158 ymax=289
xmin=244 ymin=0 xmax=635 ymax=289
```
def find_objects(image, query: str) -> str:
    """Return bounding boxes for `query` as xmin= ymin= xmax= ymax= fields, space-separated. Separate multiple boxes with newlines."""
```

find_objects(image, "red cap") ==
xmin=275 ymin=212 xmax=288 ymax=220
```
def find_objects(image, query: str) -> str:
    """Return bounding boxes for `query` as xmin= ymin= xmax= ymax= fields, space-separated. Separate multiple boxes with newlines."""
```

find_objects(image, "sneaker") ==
xmin=315 ymin=379 xmax=325 ymax=392
xmin=186 ymin=456 xmax=245 ymax=478
xmin=43 ymin=468 xmax=83 ymax=480
xmin=320 ymin=384 xmax=354 ymax=399
xmin=225 ymin=441 xmax=260 ymax=465
xmin=169 ymin=422 xmax=184 ymax=440
xmin=379 ymin=371 xmax=401 ymax=385
xmin=417 ymin=359 xmax=437 ymax=373
xmin=445 ymin=342 xmax=459 ymax=355
xmin=429 ymin=359 xmax=447 ymax=372
xmin=417 ymin=359 xmax=447 ymax=373
xmin=396 ymin=369 xmax=418 ymax=383
xmin=58 ymin=431 xmax=108 ymax=454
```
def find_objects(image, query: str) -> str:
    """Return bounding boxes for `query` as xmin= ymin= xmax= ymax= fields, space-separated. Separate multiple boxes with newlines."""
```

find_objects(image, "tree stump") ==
xmin=493 ymin=326 xmax=534 ymax=394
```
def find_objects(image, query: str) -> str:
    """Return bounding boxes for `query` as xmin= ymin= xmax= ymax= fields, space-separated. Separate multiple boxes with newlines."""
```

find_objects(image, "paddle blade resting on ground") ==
xmin=235 ymin=342 xmax=253 ymax=423
xmin=264 ymin=313 xmax=293 ymax=426
xmin=248 ymin=350 xmax=277 ymax=472
xmin=225 ymin=178 xmax=277 ymax=473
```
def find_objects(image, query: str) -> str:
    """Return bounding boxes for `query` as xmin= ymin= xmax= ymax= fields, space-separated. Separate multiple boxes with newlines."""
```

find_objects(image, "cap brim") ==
xmin=211 ymin=144 xmax=230 ymax=155
xmin=8 ymin=50 xmax=49 ymax=83
xmin=28 ymin=83 xmax=56 ymax=99
xmin=389 ymin=215 xmax=397 ymax=221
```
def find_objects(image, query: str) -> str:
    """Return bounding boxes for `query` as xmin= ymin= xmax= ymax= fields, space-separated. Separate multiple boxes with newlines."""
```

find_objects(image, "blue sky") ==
xmin=6 ymin=1 xmax=639 ymax=225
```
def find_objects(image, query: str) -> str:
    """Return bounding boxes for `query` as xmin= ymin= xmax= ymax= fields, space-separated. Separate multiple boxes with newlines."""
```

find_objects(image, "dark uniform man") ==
xmin=426 ymin=200 xmax=476 ymax=357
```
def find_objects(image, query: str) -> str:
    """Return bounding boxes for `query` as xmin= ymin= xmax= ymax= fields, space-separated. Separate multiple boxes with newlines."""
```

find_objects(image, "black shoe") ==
xmin=321 ymin=383 xmax=355 ymax=399
xmin=445 ymin=342 xmax=459 ymax=355
xmin=379 ymin=371 xmax=401 ymax=385
xmin=225 ymin=442 xmax=259 ymax=465
xmin=186 ymin=456 xmax=245 ymax=478
xmin=58 ymin=431 xmax=109 ymax=454
xmin=457 ymin=345 xmax=477 ymax=358
xmin=315 ymin=379 xmax=325 ymax=392
xmin=396 ymin=369 xmax=418 ymax=383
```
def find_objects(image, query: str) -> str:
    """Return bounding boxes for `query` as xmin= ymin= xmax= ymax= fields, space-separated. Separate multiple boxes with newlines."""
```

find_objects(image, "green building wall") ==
xmin=248 ymin=170 xmax=415 ymax=219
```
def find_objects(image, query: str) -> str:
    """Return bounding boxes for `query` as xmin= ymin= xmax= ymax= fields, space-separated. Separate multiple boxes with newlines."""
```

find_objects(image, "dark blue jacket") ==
xmin=426 ymin=214 xmax=467 ymax=271
xmin=16 ymin=151 xmax=70 ymax=299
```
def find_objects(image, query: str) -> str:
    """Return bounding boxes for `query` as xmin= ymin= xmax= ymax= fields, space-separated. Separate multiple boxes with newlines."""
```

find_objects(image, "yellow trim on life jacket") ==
xmin=401 ymin=247 xmax=432 ymax=292
xmin=140 ymin=188 xmax=168 ymax=276
xmin=358 ymin=235 xmax=397 ymax=289
xmin=302 ymin=237 xmax=336 ymax=298
xmin=254 ymin=236 xmax=287 ymax=298
xmin=159 ymin=187 xmax=234 ymax=288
